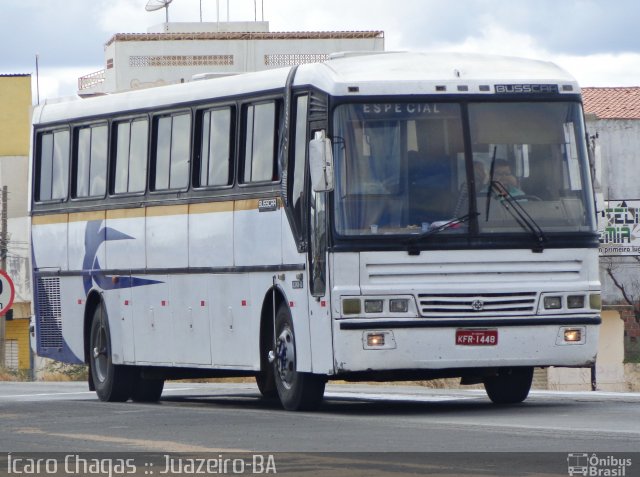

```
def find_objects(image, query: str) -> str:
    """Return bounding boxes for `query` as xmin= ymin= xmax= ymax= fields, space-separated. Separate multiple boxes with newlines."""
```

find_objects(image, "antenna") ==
xmin=145 ymin=0 xmax=173 ymax=23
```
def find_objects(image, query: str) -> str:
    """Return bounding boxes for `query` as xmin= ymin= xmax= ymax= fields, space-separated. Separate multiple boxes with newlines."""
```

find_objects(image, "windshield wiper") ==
xmin=485 ymin=146 xmax=498 ymax=222
xmin=488 ymin=181 xmax=547 ymax=252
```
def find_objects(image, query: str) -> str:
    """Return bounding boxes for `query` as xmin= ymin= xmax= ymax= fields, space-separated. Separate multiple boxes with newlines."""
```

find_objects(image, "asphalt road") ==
xmin=1 ymin=381 xmax=639 ymax=476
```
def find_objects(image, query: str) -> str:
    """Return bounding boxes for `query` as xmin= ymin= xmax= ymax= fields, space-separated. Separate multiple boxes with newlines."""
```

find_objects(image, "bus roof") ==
xmin=33 ymin=51 xmax=580 ymax=126
xmin=298 ymin=51 xmax=580 ymax=96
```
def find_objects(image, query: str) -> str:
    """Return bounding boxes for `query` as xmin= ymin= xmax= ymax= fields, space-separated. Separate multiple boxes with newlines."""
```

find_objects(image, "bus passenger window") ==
xmin=37 ymin=129 xmax=69 ymax=202
xmin=243 ymin=101 xmax=278 ymax=183
xmin=74 ymin=124 xmax=107 ymax=198
xmin=113 ymin=118 xmax=149 ymax=194
xmin=198 ymin=107 xmax=232 ymax=187
xmin=152 ymin=112 xmax=191 ymax=191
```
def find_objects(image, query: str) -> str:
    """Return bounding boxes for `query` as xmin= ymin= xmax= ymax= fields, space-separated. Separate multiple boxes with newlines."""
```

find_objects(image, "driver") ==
xmin=493 ymin=160 xmax=525 ymax=197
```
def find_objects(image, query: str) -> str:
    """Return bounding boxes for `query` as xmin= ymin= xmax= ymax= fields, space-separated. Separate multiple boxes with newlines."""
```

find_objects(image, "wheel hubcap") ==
xmin=276 ymin=325 xmax=295 ymax=389
xmin=93 ymin=325 xmax=109 ymax=383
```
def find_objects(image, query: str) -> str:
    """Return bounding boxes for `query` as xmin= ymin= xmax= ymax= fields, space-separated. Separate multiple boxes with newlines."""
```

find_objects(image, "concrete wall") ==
xmin=109 ymin=36 xmax=384 ymax=93
xmin=587 ymin=118 xmax=640 ymax=201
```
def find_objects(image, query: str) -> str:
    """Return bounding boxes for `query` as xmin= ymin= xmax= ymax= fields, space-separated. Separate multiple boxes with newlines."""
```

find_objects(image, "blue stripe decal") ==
xmin=82 ymin=220 xmax=163 ymax=295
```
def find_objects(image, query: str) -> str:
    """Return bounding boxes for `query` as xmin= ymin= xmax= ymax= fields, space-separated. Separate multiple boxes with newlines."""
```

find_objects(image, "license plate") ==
xmin=456 ymin=329 xmax=498 ymax=346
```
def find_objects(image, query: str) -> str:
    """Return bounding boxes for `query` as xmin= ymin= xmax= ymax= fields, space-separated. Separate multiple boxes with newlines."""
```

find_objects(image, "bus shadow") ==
xmin=159 ymin=391 xmax=574 ymax=416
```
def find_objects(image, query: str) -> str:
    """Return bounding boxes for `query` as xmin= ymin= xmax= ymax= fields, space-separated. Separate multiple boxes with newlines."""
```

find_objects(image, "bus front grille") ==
xmin=417 ymin=292 xmax=537 ymax=317
xmin=36 ymin=277 xmax=63 ymax=349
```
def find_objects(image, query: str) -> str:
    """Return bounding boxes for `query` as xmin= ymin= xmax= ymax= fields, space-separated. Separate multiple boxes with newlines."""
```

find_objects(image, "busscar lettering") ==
xmin=258 ymin=198 xmax=278 ymax=212
xmin=495 ymin=84 xmax=559 ymax=94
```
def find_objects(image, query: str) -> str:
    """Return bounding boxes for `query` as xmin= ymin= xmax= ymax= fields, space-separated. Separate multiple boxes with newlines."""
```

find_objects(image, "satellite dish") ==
xmin=145 ymin=0 xmax=173 ymax=22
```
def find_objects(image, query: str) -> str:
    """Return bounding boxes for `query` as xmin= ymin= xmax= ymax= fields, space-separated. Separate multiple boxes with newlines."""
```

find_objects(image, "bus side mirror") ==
xmin=309 ymin=130 xmax=334 ymax=192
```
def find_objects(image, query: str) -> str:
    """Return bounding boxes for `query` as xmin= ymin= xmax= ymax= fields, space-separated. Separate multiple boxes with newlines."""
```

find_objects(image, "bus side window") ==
xmin=73 ymin=124 xmax=107 ymax=199
xmin=196 ymin=106 xmax=233 ymax=188
xmin=36 ymin=129 xmax=70 ymax=202
xmin=242 ymin=101 xmax=279 ymax=184
xmin=290 ymin=95 xmax=309 ymax=240
xmin=151 ymin=112 xmax=191 ymax=191
xmin=112 ymin=118 xmax=149 ymax=194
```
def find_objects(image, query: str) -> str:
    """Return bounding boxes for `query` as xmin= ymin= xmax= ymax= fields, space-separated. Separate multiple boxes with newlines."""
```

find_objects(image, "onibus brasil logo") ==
xmin=567 ymin=453 xmax=632 ymax=476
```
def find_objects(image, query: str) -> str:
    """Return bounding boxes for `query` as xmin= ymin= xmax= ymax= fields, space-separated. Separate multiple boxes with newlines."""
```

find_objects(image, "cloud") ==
xmin=555 ymin=53 xmax=640 ymax=87
xmin=0 ymin=0 xmax=110 ymax=69
xmin=388 ymin=0 xmax=640 ymax=56
xmin=32 ymin=66 xmax=102 ymax=102
xmin=2 ymin=0 xmax=639 ymax=97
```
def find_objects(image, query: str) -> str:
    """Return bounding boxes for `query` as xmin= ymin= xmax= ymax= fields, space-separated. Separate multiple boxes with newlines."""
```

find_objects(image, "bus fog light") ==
xmin=544 ymin=296 xmax=562 ymax=309
xmin=389 ymin=299 xmax=409 ymax=313
xmin=367 ymin=333 xmax=385 ymax=347
xmin=362 ymin=330 xmax=396 ymax=350
xmin=564 ymin=328 xmax=582 ymax=342
xmin=589 ymin=293 xmax=601 ymax=310
xmin=567 ymin=295 xmax=585 ymax=309
xmin=364 ymin=299 xmax=383 ymax=313
xmin=343 ymin=298 xmax=361 ymax=315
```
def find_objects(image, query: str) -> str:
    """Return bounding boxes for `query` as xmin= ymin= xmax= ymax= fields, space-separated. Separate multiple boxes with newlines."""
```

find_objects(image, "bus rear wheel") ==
xmin=89 ymin=304 xmax=133 ymax=402
xmin=131 ymin=370 xmax=165 ymax=403
xmin=483 ymin=367 xmax=534 ymax=404
xmin=274 ymin=303 xmax=325 ymax=411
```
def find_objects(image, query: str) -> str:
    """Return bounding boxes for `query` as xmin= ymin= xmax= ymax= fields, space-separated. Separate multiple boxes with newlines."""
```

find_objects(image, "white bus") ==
xmin=30 ymin=52 xmax=601 ymax=410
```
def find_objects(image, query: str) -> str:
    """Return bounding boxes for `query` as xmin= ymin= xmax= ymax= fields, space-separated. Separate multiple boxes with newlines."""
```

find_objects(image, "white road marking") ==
xmin=0 ymin=391 xmax=95 ymax=399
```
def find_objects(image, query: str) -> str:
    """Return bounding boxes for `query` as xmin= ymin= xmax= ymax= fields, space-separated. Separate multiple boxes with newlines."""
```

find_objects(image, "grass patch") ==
xmin=40 ymin=361 xmax=88 ymax=382
xmin=0 ymin=367 xmax=31 ymax=381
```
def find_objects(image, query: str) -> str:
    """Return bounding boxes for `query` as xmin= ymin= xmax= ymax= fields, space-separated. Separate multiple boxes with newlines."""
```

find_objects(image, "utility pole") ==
xmin=0 ymin=186 xmax=7 ymax=368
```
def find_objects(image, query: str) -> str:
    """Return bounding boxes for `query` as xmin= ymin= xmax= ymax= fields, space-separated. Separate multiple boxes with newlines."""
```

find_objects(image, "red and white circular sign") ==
xmin=0 ymin=270 xmax=15 ymax=316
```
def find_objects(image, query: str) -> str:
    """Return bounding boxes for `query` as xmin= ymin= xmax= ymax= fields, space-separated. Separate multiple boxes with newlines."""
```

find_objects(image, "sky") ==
xmin=1 ymin=0 xmax=640 ymax=100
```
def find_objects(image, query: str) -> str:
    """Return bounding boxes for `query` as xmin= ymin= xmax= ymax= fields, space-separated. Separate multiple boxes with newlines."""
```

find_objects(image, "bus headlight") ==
xmin=342 ymin=298 xmax=361 ymax=315
xmin=389 ymin=299 xmax=409 ymax=313
xmin=364 ymin=299 xmax=384 ymax=313
xmin=544 ymin=296 xmax=562 ymax=309
xmin=589 ymin=293 xmax=601 ymax=310
xmin=567 ymin=295 xmax=585 ymax=309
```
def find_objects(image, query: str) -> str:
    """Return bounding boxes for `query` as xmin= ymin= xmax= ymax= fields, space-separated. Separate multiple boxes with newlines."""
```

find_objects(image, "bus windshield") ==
xmin=332 ymin=101 xmax=595 ymax=238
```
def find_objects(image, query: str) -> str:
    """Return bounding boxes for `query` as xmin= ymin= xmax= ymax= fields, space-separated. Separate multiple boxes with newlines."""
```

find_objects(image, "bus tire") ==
xmin=89 ymin=304 xmax=133 ymax=402
xmin=483 ymin=367 xmax=534 ymax=404
xmin=256 ymin=371 xmax=277 ymax=399
xmin=274 ymin=303 xmax=325 ymax=411
xmin=256 ymin=308 xmax=277 ymax=399
xmin=131 ymin=372 xmax=165 ymax=403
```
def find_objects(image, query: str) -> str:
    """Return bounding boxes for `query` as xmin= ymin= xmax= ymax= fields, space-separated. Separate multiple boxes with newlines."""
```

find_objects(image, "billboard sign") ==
xmin=599 ymin=200 xmax=640 ymax=256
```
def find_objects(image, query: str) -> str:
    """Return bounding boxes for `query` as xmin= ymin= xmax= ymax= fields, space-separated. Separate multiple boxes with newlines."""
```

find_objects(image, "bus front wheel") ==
xmin=273 ymin=303 xmax=325 ymax=411
xmin=89 ymin=304 xmax=133 ymax=402
xmin=483 ymin=367 xmax=534 ymax=404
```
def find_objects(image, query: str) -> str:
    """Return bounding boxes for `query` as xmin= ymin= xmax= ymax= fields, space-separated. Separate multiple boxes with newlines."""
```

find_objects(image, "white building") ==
xmin=78 ymin=21 xmax=384 ymax=96
xmin=582 ymin=87 xmax=640 ymax=389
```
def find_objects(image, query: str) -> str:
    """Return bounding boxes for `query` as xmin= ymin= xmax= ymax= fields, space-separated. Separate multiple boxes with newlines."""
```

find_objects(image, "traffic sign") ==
xmin=0 ymin=270 xmax=15 ymax=316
